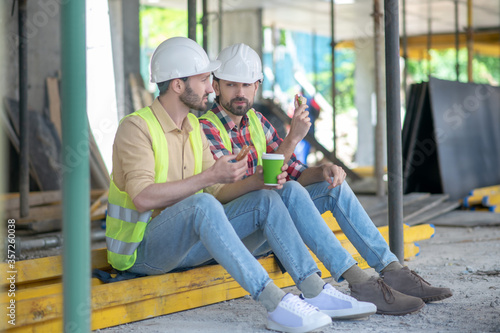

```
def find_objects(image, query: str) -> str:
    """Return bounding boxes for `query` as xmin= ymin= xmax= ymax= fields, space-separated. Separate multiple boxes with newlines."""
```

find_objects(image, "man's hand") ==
xmin=250 ymin=164 xmax=288 ymax=190
xmin=322 ymin=163 xmax=346 ymax=189
xmin=210 ymin=154 xmax=248 ymax=184
xmin=287 ymin=95 xmax=311 ymax=145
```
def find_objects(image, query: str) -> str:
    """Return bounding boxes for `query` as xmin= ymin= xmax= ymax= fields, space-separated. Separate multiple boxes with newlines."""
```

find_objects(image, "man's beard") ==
xmin=180 ymin=83 xmax=208 ymax=111
xmin=221 ymin=96 xmax=253 ymax=116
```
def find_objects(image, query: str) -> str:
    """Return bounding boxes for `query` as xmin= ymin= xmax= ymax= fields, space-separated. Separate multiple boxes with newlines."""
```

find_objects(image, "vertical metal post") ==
xmin=61 ymin=1 xmax=90 ymax=331
xmin=202 ymin=0 xmax=208 ymax=52
xmin=330 ymin=0 xmax=337 ymax=157
xmin=18 ymin=0 xmax=29 ymax=218
xmin=427 ymin=0 xmax=432 ymax=78
xmin=455 ymin=0 xmax=460 ymax=81
xmin=188 ymin=0 xmax=197 ymax=41
xmin=218 ymin=0 xmax=223 ymax=52
xmin=467 ymin=0 xmax=473 ymax=82
xmin=384 ymin=0 xmax=404 ymax=263
xmin=402 ymin=0 xmax=408 ymax=105
xmin=373 ymin=0 xmax=386 ymax=198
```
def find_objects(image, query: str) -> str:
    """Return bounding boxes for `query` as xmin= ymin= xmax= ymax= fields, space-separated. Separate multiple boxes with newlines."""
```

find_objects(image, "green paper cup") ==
xmin=262 ymin=153 xmax=284 ymax=186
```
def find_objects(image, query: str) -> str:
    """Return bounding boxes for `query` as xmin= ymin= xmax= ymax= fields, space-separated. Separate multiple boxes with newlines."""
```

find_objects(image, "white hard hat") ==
xmin=214 ymin=43 xmax=263 ymax=84
xmin=150 ymin=37 xmax=221 ymax=83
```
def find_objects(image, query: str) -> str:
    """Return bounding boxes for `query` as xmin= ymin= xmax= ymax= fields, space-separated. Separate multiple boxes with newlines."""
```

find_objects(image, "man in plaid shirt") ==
xmin=200 ymin=43 xmax=452 ymax=316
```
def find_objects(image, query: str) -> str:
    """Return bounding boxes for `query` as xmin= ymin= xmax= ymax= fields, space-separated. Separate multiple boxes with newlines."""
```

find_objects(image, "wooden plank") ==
xmin=89 ymin=128 xmax=110 ymax=189
xmin=1 ymin=191 xmax=61 ymax=210
xmin=4 ymin=98 xmax=61 ymax=191
xmin=6 ymin=204 xmax=62 ymax=223
xmin=463 ymin=194 xmax=485 ymax=208
xmin=429 ymin=210 xmax=500 ymax=227
xmin=46 ymin=77 xmax=62 ymax=139
xmin=405 ymin=200 xmax=460 ymax=226
xmin=129 ymin=73 xmax=145 ymax=111
xmin=1 ymin=242 xmax=420 ymax=331
xmin=468 ymin=184 xmax=500 ymax=196
xmin=0 ymin=248 xmax=109 ymax=287
xmin=0 ymin=101 xmax=43 ymax=189
xmin=371 ymin=193 xmax=449 ymax=226
xmin=366 ymin=192 xmax=431 ymax=219
xmin=483 ymin=194 xmax=500 ymax=206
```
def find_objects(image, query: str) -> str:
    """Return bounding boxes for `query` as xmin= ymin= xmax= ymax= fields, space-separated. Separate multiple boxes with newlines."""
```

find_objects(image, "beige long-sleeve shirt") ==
xmin=111 ymin=98 xmax=223 ymax=216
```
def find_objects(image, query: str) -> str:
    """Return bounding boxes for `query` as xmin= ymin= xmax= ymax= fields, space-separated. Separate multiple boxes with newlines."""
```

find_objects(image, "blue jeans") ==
xmin=128 ymin=191 xmax=320 ymax=300
xmin=272 ymin=181 xmax=398 ymax=280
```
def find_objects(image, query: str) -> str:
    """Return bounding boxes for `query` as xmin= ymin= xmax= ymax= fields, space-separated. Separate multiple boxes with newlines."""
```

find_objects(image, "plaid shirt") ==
xmin=200 ymin=103 xmax=307 ymax=180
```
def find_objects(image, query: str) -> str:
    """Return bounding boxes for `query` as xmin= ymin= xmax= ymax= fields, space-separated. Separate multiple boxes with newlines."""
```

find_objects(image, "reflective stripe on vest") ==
xmin=106 ymin=108 xmax=203 ymax=271
xmin=200 ymin=109 xmax=267 ymax=166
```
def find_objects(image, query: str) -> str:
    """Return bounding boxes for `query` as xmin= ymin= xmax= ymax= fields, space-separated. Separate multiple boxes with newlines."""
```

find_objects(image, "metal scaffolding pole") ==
xmin=61 ymin=1 xmax=90 ymax=331
xmin=202 ymin=0 xmax=208 ymax=52
xmin=330 ymin=0 xmax=337 ymax=157
xmin=218 ymin=0 xmax=223 ymax=52
xmin=18 ymin=0 xmax=29 ymax=218
xmin=188 ymin=0 xmax=197 ymax=41
xmin=402 ymin=0 xmax=408 ymax=105
xmin=467 ymin=0 xmax=473 ymax=82
xmin=455 ymin=0 xmax=460 ymax=81
xmin=384 ymin=0 xmax=404 ymax=263
xmin=427 ymin=0 xmax=432 ymax=78
xmin=373 ymin=0 xmax=386 ymax=198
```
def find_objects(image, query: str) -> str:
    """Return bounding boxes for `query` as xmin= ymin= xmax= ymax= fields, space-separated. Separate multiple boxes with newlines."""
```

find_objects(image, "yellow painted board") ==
xmin=1 ymin=220 xmax=427 ymax=292
xmin=468 ymin=184 xmax=500 ymax=196
xmin=321 ymin=210 xmax=341 ymax=232
xmin=2 ymin=241 xmax=419 ymax=332
xmin=351 ymin=165 xmax=387 ymax=178
xmin=0 ymin=248 xmax=109 ymax=287
xmin=463 ymin=194 xmax=486 ymax=208
xmin=482 ymin=194 xmax=500 ymax=206
xmin=337 ymin=224 xmax=434 ymax=244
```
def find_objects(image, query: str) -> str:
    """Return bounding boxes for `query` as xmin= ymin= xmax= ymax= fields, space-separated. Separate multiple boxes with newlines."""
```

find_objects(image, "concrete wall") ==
xmin=2 ymin=0 xmax=61 ymax=114
xmin=354 ymin=37 xmax=387 ymax=167
xmin=109 ymin=0 xmax=140 ymax=118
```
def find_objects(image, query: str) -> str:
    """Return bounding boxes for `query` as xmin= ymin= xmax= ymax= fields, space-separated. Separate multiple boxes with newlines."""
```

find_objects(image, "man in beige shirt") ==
xmin=107 ymin=37 xmax=375 ymax=333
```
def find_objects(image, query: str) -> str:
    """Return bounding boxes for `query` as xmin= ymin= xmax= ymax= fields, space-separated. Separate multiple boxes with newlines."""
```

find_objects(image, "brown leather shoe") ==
xmin=349 ymin=276 xmax=425 ymax=315
xmin=382 ymin=267 xmax=453 ymax=303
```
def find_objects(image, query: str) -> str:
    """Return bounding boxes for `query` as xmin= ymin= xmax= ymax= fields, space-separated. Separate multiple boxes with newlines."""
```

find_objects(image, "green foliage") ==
xmin=312 ymin=49 xmax=356 ymax=114
xmin=139 ymin=5 xmax=204 ymax=49
xmin=406 ymin=49 xmax=500 ymax=85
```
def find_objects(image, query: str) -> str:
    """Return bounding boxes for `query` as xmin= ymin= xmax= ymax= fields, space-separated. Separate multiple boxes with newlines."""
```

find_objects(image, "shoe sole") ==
xmin=422 ymin=292 xmax=453 ymax=303
xmin=266 ymin=318 xmax=331 ymax=333
xmin=325 ymin=307 xmax=377 ymax=320
xmin=375 ymin=302 xmax=425 ymax=316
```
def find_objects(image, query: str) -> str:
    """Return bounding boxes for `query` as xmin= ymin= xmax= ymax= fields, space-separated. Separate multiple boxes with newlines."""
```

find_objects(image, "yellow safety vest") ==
xmin=106 ymin=107 xmax=203 ymax=271
xmin=199 ymin=109 xmax=267 ymax=166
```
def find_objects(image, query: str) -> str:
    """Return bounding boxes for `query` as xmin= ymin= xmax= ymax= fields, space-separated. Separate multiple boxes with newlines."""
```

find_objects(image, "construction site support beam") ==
xmin=188 ymin=0 xmax=197 ymax=41
xmin=467 ymin=0 xmax=473 ymax=82
xmin=373 ymin=0 xmax=386 ymax=198
xmin=384 ymin=0 xmax=404 ymax=263
xmin=61 ymin=1 xmax=91 ymax=331
xmin=18 ymin=0 xmax=29 ymax=218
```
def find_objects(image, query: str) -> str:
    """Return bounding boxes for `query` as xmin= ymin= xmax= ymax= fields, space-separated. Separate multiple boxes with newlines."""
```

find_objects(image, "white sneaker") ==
xmin=267 ymin=293 xmax=331 ymax=333
xmin=301 ymin=284 xmax=377 ymax=319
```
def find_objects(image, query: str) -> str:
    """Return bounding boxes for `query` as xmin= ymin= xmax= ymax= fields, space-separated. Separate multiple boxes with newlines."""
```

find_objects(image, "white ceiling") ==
xmin=143 ymin=0 xmax=500 ymax=41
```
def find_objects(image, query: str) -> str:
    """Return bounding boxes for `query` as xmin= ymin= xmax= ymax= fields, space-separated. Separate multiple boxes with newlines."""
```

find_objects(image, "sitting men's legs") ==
xmin=128 ymin=193 xmax=272 ymax=299
xmin=304 ymin=181 xmax=399 ymax=273
xmin=225 ymin=188 xmax=376 ymax=319
xmin=276 ymin=181 xmax=428 ymax=315
xmin=303 ymin=180 xmax=452 ymax=308
xmin=129 ymin=192 xmax=333 ymax=332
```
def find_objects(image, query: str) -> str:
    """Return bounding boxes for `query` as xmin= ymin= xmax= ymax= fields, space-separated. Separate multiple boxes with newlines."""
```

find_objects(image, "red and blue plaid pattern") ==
xmin=200 ymin=103 xmax=307 ymax=180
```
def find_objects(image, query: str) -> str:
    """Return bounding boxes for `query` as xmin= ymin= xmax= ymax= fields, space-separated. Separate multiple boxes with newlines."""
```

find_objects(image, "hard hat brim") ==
xmin=213 ymin=72 xmax=263 ymax=84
